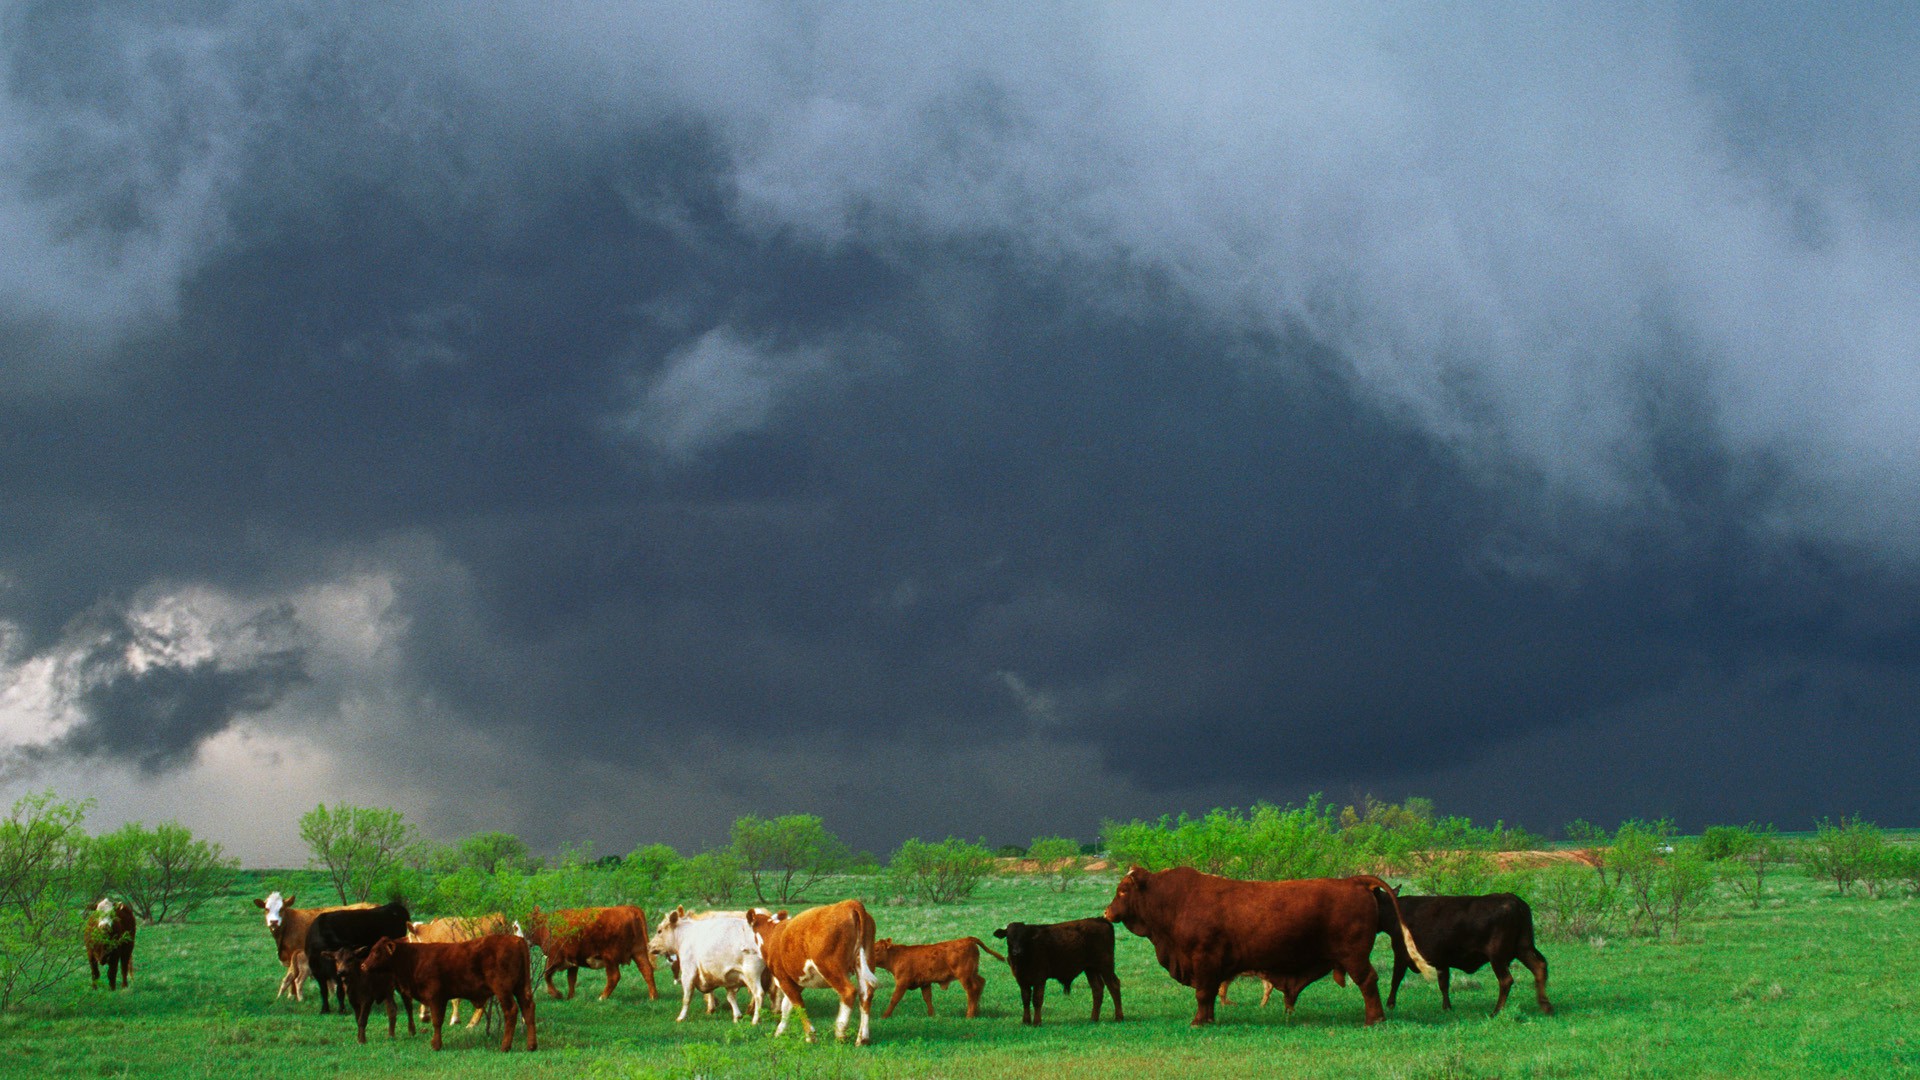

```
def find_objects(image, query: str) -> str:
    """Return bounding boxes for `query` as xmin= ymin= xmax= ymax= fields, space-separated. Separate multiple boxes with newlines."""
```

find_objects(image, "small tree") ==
xmin=1805 ymin=817 xmax=1886 ymax=896
xmin=1659 ymin=843 xmax=1716 ymax=940
xmin=889 ymin=838 xmax=997 ymax=904
xmin=90 ymin=821 xmax=238 ymax=924
xmin=0 ymin=792 xmax=93 ymax=1011
xmin=1609 ymin=819 xmax=1676 ymax=935
xmin=298 ymin=803 xmax=417 ymax=903
xmin=730 ymin=814 xmax=849 ymax=903
xmin=680 ymin=850 xmax=744 ymax=905
xmin=1531 ymin=862 xmax=1619 ymax=942
xmin=1027 ymin=836 xmax=1082 ymax=892
xmin=615 ymin=843 xmax=682 ymax=903
xmin=1714 ymin=824 xmax=1785 ymax=909
xmin=451 ymin=831 xmax=535 ymax=875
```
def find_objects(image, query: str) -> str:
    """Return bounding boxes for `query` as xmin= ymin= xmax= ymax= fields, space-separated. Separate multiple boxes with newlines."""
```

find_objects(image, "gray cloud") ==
xmin=3 ymin=3 xmax=1917 ymax=856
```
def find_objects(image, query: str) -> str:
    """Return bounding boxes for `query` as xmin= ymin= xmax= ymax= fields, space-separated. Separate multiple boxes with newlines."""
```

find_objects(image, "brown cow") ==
xmin=358 ymin=934 xmax=537 ymax=1052
xmin=84 ymin=898 xmax=136 ymax=990
xmin=251 ymin=892 xmax=374 ymax=1001
xmin=746 ymin=901 xmax=879 ymax=1044
xmin=409 ymin=914 xmax=511 ymax=1027
xmin=1103 ymin=865 xmax=1434 ymax=1027
xmin=522 ymin=905 xmax=659 ymax=1001
xmin=872 ymin=936 xmax=1006 ymax=1019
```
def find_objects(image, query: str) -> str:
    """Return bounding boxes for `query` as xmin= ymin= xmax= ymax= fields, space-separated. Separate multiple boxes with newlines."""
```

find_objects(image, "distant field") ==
xmin=2 ymin=868 xmax=1915 ymax=1079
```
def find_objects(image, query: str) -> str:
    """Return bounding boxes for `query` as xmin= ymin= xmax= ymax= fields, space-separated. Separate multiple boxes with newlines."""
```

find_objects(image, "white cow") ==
xmin=648 ymin=907 xmax=768 ymax=1023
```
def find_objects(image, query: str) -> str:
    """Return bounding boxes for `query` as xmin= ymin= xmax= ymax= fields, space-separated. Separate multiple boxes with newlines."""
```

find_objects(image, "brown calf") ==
xmin=85 ymin=899 xmax=136 ymax=990
xmin=522 ymin=905 xmax=659 ymax=1001
xmin=872 ymin=936 xmax=1006 ymax=1018
xmin=359 ymin=935 xmax=537 ymax=1052
xmin=747 ymin=901 xmax=879 ymax=1045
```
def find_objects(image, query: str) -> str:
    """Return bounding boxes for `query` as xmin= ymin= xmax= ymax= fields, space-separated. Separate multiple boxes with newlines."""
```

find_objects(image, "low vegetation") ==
xmin=2 ymin=790 xmax=1917 ymax=1077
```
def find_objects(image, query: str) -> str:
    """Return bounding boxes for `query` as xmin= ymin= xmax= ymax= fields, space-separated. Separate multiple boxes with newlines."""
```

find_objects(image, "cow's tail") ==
xmin=854 ymin=904 xmax=879 ymax=1001
xmin=1351 ymin=875 xmax=1437 ymax=982
xmin=968 ymin=937 xmax=1009 ymax=964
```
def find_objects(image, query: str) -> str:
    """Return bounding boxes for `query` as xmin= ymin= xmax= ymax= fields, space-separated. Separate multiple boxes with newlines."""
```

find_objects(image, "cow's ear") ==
xmin=992 ymin=927 xmax=1007 ymax=939
xmin=253 ymin=898 xmax=267 ymax=909
xmin=285 ymin=894 xmax=295 ymax=907
xmin=776 ymin=910 xmax=789 ymax=921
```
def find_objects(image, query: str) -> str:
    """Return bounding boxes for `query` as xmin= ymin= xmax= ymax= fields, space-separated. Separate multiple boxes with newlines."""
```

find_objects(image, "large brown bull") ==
xmin=1103 ymin=865 xmax=1433 ymax=1026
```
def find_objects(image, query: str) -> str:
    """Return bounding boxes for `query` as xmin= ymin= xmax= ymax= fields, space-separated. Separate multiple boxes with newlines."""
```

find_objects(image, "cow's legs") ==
xmin=1091 ymin=971 xmax=1108 ymax=1022
xmin=771 ymin=977 xmax=812 ymax=1041
xmin=921 ymin=985 xmax=936 ymax=1017
xmin=1189 ymin=979 xmax=1221 ymax=1026
xmin=1436 ymin=967 xmax=1454 ymax=1011
xmin=1105 ymin=972 xmax=1124 ymax=1022
xmin=1018 ymin=982 xmax=1034 ymax=1025
xmin=1388 ymin=956 xmax=1409 ymax=1007
xmin=1030 ymin=981 xmax=1046 ymax=1026
xmin=1342 ymin=955 xmax=1386 ymax=1025
xmin=1490 ymin=959 xmax=1515 ymax=1017
xmin=881 ymin=981 xmax=908 ymax=1019
xmin=637 ymin=954 xmax=660 ymax=1000
xmin=428 ymin=999 xmax=448 ymax=1051
xmin=1261 ymin=978 xmax=1277 ymax=1008
xmin=1519 ymin=944 xmax=1553 ymax=1014
xmin=677 ymin=977 xmax=697 ymax=1022
xmin=599 ymin=960 xmax=620 ymax=1000
xmin=1282 ymin=984 xmax=1301 ymax=1015
xmin=963 ymin=974 xmax=984 ymax=1018
xmin=522 ymin=986 xmax=538 ymax=1050
xmin=564 ymin=966 xmax=579 ymax=999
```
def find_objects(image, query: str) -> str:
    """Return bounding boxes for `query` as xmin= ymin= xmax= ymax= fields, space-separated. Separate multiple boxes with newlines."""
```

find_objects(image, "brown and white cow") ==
xmin=251 ymin=893 xmax=374 ymax=1001
xmin=746 ymin=901 xmax=879 ymax=1045
xmin=521 ymin=905 xmax=659 ymax=1001
xmin=1103 ymin=865 xmax=1433 ymax=1027
xmin=871 ymin=936 xmax=1005 ymax=1018
xmin=85 ymin=898 xmax=136 ymax=990
xmin=358 ymin=934 xmax=537 ymax=1052
xmin=408 ymin=913 xmax=512 ymax=1027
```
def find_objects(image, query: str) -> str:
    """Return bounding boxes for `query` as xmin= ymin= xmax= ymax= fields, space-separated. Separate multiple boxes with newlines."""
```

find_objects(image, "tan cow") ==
xmin=746 ymin=901 xmax=879 ymax=1045
xmin=251 ymin=892 xmax=374 ymax=1001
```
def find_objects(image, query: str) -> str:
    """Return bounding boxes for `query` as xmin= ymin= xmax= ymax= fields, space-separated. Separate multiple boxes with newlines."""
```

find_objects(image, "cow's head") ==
xmin=871 ymin=938 xmax=896 ymax=969
xmin=254 ymin=891 xmax=293 ymax=933
xmin=991 ymin=923 xmax=1031 ymax=961
xmin=1102 ymin=865 xmax=1151 ymax=928
xmin=94 ymin=897 xmax=114 ymax=930
xmin=648 ymin=908 xmax=685 ymax=966
xmin=743 ymin=908 xmax=789 ymax=948
xmin=359 ymin=937 xmax=402 ymax=974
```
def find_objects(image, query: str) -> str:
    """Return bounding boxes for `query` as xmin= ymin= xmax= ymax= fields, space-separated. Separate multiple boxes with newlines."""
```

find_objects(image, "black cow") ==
xmin=1378 ymin=892 xmax=1552 ymax=1017
xmin=326 ymin=946 xmax=418 ymax=1044
xmin=306 ymin=902 xmax=411 ymax=1014
xmin=990 ymin=918 xmax=1122 ymax=1026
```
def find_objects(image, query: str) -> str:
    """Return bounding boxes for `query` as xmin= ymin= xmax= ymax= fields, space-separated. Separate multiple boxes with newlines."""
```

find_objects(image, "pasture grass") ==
xmin=3 ymin=869 xmax=1916 ymax=1078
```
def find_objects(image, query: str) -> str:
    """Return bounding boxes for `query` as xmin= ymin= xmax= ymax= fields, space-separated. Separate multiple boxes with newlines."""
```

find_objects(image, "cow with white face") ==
xmin=648 ymin=906 xmax=768 ymax=1024
xmin=251 ymin=892 xmax=374 ymax=1002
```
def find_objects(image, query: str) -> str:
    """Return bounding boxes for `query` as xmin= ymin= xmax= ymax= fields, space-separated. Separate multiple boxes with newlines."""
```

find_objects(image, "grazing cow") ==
xmin=522 ymin=905 xmax=659 ymax=1001
xmin=991 ymin=918 xmax=1122 ymax=1026
xmin=325 ymin=946 xmax=417 ymax=1043
xmin=306 ymin=902 xmax=412 ymax=1015
xmin=746 ymin=901 xmax=879 ymax=1045
xmin=84 ymin=898 xmax=136 ymax=990
xmin=1102 ymin=865 xmax=1433 ymax=1027
xmin=359 ymin=934 xmax=537 ymax=1052
xmin=408 ymin=914 xmax=512 ymax=1027
xmin=252 ymin=893 xmax=374 ymax=1001
xmin=648 ymin=907 xmax=768 ymax=1023
xmin=871 ymin=936 xmax=1006 ymax=1019
xmin=1377 ymin=892 xmax=1553 ymax=1017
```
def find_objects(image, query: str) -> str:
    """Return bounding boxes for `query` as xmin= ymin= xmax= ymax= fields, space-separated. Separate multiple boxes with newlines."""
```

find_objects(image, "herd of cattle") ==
xmin=85 ymin=868 xmax=1555 ymax=1052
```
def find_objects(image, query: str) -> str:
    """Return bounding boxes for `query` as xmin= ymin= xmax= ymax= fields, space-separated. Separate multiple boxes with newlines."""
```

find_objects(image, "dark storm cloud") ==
xmin=3 ymin=2 xmax=1918 ymax=851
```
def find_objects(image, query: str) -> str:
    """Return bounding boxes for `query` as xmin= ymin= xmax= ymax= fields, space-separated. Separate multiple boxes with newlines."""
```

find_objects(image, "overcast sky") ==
xmin=3 ymin=2 xmax=1917 ymax=865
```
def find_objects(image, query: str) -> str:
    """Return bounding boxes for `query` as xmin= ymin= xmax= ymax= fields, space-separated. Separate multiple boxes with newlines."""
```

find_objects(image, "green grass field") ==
xmin=3 ymin=868 xmax=1916 ymax=1079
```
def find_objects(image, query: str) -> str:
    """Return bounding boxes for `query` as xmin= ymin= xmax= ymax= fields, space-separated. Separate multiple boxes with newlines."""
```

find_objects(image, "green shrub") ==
xmin=1804 ymin=817 xmax=1887 ymax=896
xmin=297 ymin=803 xmax=418 ymax=904
xmin=1715 ymin=824 xmax=1786 ymax=908
xmin=888 ymin=838 xmax=997 ymax=904
xmin=1531 ymin=862 xmax=1620 ymax=942
xmin=679 ymin=850 xmax=744 ymax=905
